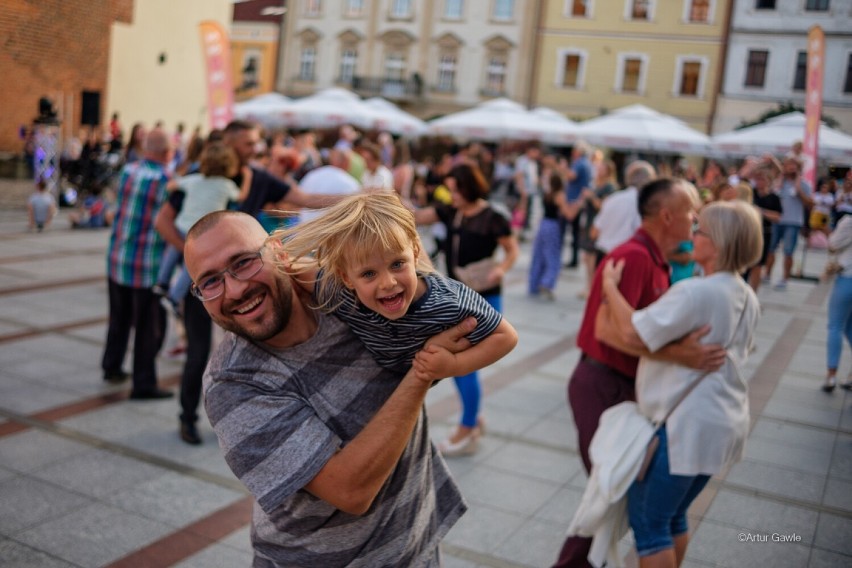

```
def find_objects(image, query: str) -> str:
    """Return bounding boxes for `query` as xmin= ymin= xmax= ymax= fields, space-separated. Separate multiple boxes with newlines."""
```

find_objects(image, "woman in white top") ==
xmin=597 ymin=200 xmax=763 ymax=568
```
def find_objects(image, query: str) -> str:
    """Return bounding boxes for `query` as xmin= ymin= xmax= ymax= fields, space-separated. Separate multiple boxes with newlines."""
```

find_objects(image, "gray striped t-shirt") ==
xmin=203 ymin=313 xmax=466 ymax=568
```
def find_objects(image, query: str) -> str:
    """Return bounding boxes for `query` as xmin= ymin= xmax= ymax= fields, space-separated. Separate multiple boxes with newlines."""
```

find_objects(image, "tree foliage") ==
xmin=737 ymin=102 xmax=839 ymax=130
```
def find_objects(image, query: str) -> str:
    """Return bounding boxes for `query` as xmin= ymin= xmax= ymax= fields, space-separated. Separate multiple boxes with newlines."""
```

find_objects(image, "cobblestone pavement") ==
xmin=0 ymin=177 xmax=850 ymax=567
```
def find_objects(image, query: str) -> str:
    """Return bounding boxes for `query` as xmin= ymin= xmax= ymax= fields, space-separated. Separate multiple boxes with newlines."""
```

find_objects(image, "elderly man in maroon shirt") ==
xmin=552 ymin=178 xmax=727 ymax=568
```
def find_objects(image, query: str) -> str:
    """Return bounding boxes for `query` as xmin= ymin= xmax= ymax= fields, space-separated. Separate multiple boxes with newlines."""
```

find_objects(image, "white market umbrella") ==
xmin=711 ymin=112 xmax=852 ymax=162
xmin=530 ymin=107 xmax=581 ymax=145
xmin=364 ymin=97 xmax=427 ymax=137
xmin=280 ymin=87 xmax=383 ymax=130
xmin=427 ymin=98 xmax=575 ymax=143
xmin=233 ymin=92 xmax=292 ymax=128
xmin=576 ymin=104 xmax=711 ymax=154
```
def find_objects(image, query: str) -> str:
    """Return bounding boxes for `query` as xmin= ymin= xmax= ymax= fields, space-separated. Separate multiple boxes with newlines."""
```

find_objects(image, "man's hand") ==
xmin=413 ymin=344 xmax=456 ymax=382
xmin=424 ymin=317 xmax=476 ymax=354
xmin=670 ymin=325 xmax=726 ymax=371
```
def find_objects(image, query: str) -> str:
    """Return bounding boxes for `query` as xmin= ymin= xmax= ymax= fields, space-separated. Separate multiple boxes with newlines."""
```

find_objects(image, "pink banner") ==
xmin=803 ymin=25 xmax=824 ymax=188
xmin=199 ymin=21 xmax=234 ymax=130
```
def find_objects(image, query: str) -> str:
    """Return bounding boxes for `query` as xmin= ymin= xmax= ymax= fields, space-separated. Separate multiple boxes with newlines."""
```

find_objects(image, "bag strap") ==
xmin=653 ymin=283 xmax=751 ymax=430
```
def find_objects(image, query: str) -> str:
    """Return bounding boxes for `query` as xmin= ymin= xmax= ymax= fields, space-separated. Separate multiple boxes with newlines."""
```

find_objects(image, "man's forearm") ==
xmin=304 ymin=371 xmax=430 ymax=515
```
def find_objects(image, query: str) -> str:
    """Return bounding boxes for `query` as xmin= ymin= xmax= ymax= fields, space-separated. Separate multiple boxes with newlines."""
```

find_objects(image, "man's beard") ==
xmin=213 ymin=279 xmax=293 ymax=344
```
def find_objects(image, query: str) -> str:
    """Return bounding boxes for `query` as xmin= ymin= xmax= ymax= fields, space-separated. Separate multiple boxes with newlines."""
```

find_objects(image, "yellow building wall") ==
xmin=107 ymin=0 xmax=232 ymax=134
xmin=536 ymin=0 xmax=729 ymax=134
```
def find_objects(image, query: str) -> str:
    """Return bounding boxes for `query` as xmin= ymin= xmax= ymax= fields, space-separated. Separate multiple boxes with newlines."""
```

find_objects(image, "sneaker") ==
xmin=152 ymin=284 xmax=168 ymax=297
xmin=773 ymin=280 xmax=787 ymax=290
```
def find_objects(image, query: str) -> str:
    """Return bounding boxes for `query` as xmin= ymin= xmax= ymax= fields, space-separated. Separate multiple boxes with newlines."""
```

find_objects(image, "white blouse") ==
xmin=632 ymin=272 xmax=760 ymax=476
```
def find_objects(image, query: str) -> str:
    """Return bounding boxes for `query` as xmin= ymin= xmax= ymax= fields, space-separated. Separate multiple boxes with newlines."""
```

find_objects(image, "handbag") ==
xmin=452 ymin=211 xmax=498 ymax=292
xmin=635 ymin=288 xmax=751 ymax=482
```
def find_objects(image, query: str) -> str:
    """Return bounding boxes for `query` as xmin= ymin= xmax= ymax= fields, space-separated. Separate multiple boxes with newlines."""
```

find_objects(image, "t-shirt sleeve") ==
xmin=631 ymin=283 xmax=697 ymax=353
xmin=452 ymin=281 xmax=503 ymax=344
xmin=204 ymin=347 xmax=341 ymax=514
xmin=489 ymin=208 xmax=512 ymax=239
xmin=612 ymin=249 xmax=653 ymax=309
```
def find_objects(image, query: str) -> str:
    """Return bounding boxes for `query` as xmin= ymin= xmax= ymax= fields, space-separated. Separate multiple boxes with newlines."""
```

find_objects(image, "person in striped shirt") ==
xmin=273 ymin=192 xmax=518 ymax=392
xmin=184 ymin=210 xmax=473 ymax=566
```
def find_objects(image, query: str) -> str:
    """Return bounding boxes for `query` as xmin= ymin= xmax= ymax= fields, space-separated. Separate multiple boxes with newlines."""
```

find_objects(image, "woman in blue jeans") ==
xmin=823 ymin=215 xmax=852 ymax=392
xmin=414 ymin=163 xmax=519 ymax=456
xmin=598 ymin=201 xmax=762 ymax=567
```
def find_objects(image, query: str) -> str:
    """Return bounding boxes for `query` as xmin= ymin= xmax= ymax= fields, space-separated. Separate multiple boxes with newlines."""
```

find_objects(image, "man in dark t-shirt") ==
xmin=746 ymin=167 xmax=782 ymax=292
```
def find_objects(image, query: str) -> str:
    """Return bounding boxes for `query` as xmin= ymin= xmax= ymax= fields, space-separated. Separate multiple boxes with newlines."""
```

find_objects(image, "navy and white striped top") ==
xmin=323 ymin=273 xmax=503 ymax=373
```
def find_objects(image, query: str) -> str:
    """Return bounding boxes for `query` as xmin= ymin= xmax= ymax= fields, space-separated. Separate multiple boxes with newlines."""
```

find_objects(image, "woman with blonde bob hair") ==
xmin=596 ymin=200 xmax=762 ymax=568
xmin=268 ymin=192 xmax=517 ymax=392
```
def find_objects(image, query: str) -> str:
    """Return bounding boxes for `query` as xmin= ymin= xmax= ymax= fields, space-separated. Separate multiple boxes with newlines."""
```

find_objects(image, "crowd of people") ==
xmin=88 ymin=113 xmax=852 ymax=567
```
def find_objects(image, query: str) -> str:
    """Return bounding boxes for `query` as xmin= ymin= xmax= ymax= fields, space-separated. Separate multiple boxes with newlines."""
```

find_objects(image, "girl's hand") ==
xmin=413 ymin=344 xmax=456 ymax=382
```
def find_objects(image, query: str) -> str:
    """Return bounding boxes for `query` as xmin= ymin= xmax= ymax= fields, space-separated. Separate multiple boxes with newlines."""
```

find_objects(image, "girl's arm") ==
xmin=236 ymin=166 xmax=252 ymax=202
xmin=413 ymin=319 xmax=517 ymax=381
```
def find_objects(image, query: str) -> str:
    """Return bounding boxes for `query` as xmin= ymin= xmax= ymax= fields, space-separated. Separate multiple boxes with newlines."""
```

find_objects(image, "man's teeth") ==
xmin=235 ymin=296 xmax=262 ymax=314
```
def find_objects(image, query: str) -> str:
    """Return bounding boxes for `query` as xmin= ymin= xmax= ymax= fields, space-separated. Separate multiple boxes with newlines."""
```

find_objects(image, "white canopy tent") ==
xmin=530 ymin=107 xmax=581 ymax=145
xmin=710 ymin=112 xmax=852 ymax=163
xmin=280 ymin=88 xmax=384 ymax=130
xmin=427 ymin=98 xmax=579 ymax=143
xmin=575 ymin=104 xmax=711 ymax=154
xmin=233 ymin=93 xmax=292 ymax=129
xmin=364 ymin=97 xmax=427 ymax=137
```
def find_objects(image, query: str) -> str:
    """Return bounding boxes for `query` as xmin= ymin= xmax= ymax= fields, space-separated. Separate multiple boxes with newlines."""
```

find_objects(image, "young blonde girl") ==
xmin=269 ymin=192 xmax=518 ymax=389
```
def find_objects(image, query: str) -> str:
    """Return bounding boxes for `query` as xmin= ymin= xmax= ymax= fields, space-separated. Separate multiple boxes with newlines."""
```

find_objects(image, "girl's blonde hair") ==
xmin=268 ymin=192 xmax=434 ymax=310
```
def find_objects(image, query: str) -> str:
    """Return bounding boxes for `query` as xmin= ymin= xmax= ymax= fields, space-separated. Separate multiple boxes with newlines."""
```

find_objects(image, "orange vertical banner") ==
xmin=199 ymin=21 xmax=234 ymax=130
xmin=803 ymin=25 xmax=824 ymax=189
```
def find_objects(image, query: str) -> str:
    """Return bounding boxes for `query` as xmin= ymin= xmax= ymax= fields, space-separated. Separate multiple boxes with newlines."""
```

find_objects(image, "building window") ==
xmin=305 ymin=0 xmax=322 ymax=16
xmin=339 ymin=49 xmax=358 ymax=84
xmin=792 ymin=51 xmax=807 ymax=91
xmin=485 ymin=57 xmax=507 ymax=94
xmin=755 ymin=0 xmax=775 ymax=8
xmin=688 ymin=0 xmax=710 ymax=22
xmin=845 ymin=54 xmax=852 ymax=93
xmin=630 ymin=0 xmax=651 ymax=20
xmin=299 ymin=47 xmax=316 ymax=81
xmin=677 ymin=59 xmax=703 ymax=96
xmin=493 ymin=0 xmax=513 ymax=20
xmin=569 ymin=0 xmax=589 ymax=16
xmin=344 ymin=0 xmax=363 ymax=16
xmin=444 ymin=0 xmax=463 ymax=19
xmin=385 ymin=53 xmax=406 ymax=82
xmin=805 ymin=0 xmax=829 ymax=10
xmin=390 ymin=0 xmax=412 ymax=18
xmin=745 ymin=50 xmax=768 ymax=87
xmin=437 ymin=54 xmax=457 ymax=92
xmin=623 ymin=58 xmax=642 ymax=91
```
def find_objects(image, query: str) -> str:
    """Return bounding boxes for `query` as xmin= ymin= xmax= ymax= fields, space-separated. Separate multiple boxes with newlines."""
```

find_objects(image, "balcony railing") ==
xmin=348 ymin=75 xmax=424 ymax=101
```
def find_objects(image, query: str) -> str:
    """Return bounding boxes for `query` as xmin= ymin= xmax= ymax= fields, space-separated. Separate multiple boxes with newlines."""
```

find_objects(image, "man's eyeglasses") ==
xmin=190 ymin=248 xmax=265 ymax=301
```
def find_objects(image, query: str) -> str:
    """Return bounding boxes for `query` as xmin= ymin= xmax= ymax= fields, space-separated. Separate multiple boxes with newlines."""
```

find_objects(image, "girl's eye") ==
xmin=360 ymin=270 xmax=375 ymax=279
xmin=391 ymin=260 xmax=405 ymax=270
